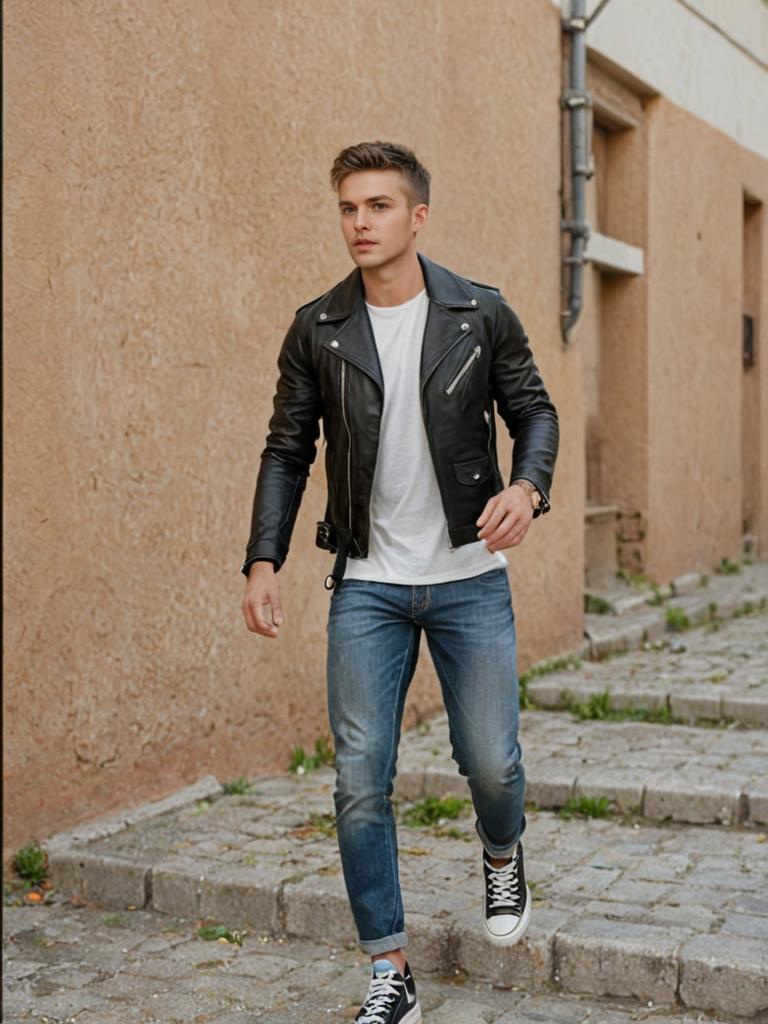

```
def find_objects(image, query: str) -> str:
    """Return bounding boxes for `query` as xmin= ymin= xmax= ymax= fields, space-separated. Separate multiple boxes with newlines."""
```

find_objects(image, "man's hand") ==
xmin=476 ymin=483 xmax=535 ymax=553
xmin=242 ymin=562 xmax=284 ymax=638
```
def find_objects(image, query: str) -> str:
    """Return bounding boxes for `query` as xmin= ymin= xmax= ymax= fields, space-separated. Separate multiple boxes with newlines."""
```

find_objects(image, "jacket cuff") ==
xmin=241 ymin=555 xmax=281 ymax=578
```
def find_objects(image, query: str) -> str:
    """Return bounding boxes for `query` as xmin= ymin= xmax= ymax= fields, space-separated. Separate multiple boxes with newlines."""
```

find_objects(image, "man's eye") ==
xmin=341 ymin=207 xmax=355 ymax=215
xmin=373 ymin=203 xmax=389 ymax=211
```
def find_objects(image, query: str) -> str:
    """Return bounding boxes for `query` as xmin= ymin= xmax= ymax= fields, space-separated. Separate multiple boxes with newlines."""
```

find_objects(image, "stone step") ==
xmin=583 ymin=562 xmax=767 ymax=619
xmin=526 ymin=603 xmax=768 ymax=728
xmin=579 ymin=562 xmax=767 ymax=659
xmin=395 ymin=711 xmax=768 ymax=828
xmin=44 ymin=773 xmax=768 ymax=1019
xmin=3 ymin=899 xmax=752 ymax=1024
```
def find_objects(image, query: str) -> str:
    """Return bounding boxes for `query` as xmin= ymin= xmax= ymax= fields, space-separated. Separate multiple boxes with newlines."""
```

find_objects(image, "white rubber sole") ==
xmin=401 ymin=1000 xmax=422 ymax=1023
xmin=481 ymin=885 xmax=532 ymax=946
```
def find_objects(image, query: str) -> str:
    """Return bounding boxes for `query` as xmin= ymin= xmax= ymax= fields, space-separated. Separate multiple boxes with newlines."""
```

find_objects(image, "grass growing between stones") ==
xmin=13 ymin=842 xmax=48 ymax=886
xmin=565 ymin=689 xmax=676 ymax=724
xmin=584 ymin=594 xmax=614 ymax=615
xmin=222 ymin=777 xmax=252 ymax=795
xmin=558 ymin=795 xmax=611 ymax=819
xmin=401 ymin=795 xmax=472 ymax=828
xmin=665 ymin=606 xmax=691 ymax=632
xmin=289 ymin=734 xmax=335 ymax=774
xmin=519 ymin=654 xmax=582 ymax=709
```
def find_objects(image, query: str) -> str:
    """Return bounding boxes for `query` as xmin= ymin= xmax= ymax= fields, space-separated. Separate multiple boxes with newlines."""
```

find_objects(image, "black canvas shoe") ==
xmin=355 ymin=958 xmax=421 ymax=1023
xmin=482 ymin=840 xmax=531 ymax=945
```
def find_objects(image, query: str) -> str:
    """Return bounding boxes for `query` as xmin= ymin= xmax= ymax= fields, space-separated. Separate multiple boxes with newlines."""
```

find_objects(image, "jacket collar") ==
xmin=319 ymin=253 xmax=478 ymax=322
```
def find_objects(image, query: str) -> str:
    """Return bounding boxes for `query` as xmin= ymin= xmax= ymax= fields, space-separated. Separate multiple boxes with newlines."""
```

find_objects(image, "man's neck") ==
xmin=362 ymin=250 xmax=425 ymax=308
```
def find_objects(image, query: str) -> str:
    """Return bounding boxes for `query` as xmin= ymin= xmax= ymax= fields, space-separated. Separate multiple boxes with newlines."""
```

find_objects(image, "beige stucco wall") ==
xmin=645 ymin=97 xmax=768 ymax=581
xmin=3 ymin=0 xmax=583 ymax=860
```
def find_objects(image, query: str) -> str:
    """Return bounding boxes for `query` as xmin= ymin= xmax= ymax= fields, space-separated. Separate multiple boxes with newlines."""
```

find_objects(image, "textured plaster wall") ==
xmin=645 ymin=97 xmax=768 ymax=581
xmin=3 ymin=0 xmax=582 ymax=858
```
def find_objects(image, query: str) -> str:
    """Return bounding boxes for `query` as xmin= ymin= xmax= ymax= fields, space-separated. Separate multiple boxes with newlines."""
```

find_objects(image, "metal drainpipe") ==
xmin=561 ymin=0 xmax=592 ymax=343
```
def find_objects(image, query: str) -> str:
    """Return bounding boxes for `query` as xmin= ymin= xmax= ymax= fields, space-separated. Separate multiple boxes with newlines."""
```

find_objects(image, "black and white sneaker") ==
xmin=355 ymin=958 xmax=421 ymax=1023
xmin=482 ymin=840 xmax=531 ymax=946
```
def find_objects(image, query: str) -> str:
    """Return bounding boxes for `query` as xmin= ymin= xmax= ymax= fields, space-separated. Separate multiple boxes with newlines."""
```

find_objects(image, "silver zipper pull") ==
xmin=445 ymin=345 xmax=481 ymax=395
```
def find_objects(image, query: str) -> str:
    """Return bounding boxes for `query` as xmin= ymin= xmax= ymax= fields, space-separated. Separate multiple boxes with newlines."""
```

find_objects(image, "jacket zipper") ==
xmin=484 ymin=408 xmax=501 ymax=481
xmin=340 ymin=359 xmax=353 ymax=534
xmin=445 ymin=345 xmax=481 ymax=395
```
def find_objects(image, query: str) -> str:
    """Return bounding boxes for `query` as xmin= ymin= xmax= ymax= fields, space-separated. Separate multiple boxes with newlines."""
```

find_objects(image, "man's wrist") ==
xmin=511 ymin=478 xmax=542 ymax=513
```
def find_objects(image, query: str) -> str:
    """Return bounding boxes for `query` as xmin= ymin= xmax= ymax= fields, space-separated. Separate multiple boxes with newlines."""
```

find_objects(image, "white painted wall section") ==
xmin=553 ymin=0 xmax=768 ymax=159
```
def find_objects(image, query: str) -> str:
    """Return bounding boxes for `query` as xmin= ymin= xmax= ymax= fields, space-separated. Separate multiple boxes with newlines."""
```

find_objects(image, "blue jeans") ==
xmin=326 ymin=567 xmax=526 ymax=955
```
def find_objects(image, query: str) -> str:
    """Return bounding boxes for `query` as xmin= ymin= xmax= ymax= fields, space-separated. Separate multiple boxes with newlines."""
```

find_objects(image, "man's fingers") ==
xmin=477 ymin=499 xmax=507 ymax=538
xmin=243 ymin=587 xmax=281 ymax=637
xmin=486 ymin=518 xmax=530 ymax=552
xmin=482 ymin=508 xmax=518 ymax=547
xmin=270 ymin=592 xmax=284 ymax=627
xmin=476 ymin=497 xmax=497 ymax=529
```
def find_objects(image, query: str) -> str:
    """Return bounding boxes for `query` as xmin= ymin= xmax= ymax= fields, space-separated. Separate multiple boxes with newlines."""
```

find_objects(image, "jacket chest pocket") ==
xmin=452 ymin=454 xmax=493 ymax=486
xmin=445 ymin=345 xmax=481 ymax=395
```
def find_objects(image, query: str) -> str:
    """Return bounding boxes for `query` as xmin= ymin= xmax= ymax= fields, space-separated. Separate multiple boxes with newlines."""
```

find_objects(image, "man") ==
xmin=241 ymin=141 xmax=558 ymax=1024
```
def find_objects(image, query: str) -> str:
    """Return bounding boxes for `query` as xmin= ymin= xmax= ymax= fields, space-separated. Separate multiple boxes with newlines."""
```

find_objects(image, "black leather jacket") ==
xmin=241 ymin=254 xmax=559 ymax=583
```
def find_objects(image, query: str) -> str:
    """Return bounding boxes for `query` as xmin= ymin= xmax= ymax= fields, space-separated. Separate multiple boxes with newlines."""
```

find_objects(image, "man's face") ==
xmin=337 ymin=169 xmax=428 ymax=271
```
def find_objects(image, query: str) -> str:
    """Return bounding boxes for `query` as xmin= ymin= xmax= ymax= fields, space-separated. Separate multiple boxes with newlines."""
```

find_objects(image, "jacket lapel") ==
xmin=418 ymin=254 xmax=481 ymax=387
xmin=314 ymin=254 xmax=480 ymax=394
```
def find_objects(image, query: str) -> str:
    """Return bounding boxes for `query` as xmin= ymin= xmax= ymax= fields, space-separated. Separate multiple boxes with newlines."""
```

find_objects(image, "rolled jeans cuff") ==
xmin=475 ymin=816 xmax=525 ymax=859
xmin=358 ymin=930 xmax=409 ymax=956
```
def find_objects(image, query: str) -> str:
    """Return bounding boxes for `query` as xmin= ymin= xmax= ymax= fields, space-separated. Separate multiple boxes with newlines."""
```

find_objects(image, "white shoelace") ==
xmin=357 ymin=972 xmax=405 ymax=1023
xmin=485 ymin=851 xmax=521 ymax=910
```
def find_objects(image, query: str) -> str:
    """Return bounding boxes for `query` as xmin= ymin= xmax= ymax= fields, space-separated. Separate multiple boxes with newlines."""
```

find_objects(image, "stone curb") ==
xmin=392 ymin=762 xmax=768 ymax=828
xmin=45 ymin=845 xmax=768 ymax=1019
xmin=44 ymin=801 xmax=768 ymax=1019
xmin=526 ymin=675 xmax=768 ymax=729
xmin=583 ymin=587 xmax=767 ymax=660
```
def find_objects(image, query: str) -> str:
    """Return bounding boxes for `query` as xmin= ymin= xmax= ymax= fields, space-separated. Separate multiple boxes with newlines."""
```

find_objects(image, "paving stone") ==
xmin=679 ymin=933 xmax=768 ymax=1018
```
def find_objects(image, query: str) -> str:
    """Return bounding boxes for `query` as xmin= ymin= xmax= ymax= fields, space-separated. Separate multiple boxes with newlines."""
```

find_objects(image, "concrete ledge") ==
xmin=554 ymin=918 xmax=682 ymax=1003
xmin=679 ymin=933 xmax=768 ymax=1018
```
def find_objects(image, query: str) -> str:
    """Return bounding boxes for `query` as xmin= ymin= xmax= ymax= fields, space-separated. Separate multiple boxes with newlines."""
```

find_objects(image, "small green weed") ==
xmin=307 ymin=813 xmax=337 ymax=837
xmin=584 ymin=594 xmax=614 ymax=615
xmin=519 ymin=655 xmax=581 ymax=689
xmin=402 ymin=796 xmax=472 ymax=828
xmin=103 ymin=913 xmax=130 ymax=928
xmin=558 ymin=795 xmax=611 ymax=819
xmin=222 ymin=777 xmax=252 ymax=795
xmin=518 ymin=654 xmax=581 ymax=710
xmin=13 ymin=843 xmax=48 ymax=885
xmin=715 ymin=557 xmax=740 ymax=575
xmin=566 ymin=689 xmax=675 ymax=724
xmin=197 ymin=924 xmax=243 ymax=946
xmin=561 ymin=794 xmax=614 ymax=819
xmin=665 ymin=607 xmax=690 ymax=632
xmin=616 ymin=568 xmax=655 ymax=588
xmin=646 ymin=587 xmax=664 ymax=607
xmin=289 ymin=735 xmax=335 ymax=774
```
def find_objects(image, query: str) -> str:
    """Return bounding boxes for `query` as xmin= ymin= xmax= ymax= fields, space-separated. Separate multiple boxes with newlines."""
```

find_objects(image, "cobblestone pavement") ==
xmin=398 ymin=710 xmax=768 ymax=825
xmin=6 ymin=565 xmax=768 ymax=1021
xmin=581 ymin=561 xmax=765 ymax=671
xmin=2 ymin=898 xmax=755 ymax=1024
xmin=530 ymin=604 xmax=768 ymax=725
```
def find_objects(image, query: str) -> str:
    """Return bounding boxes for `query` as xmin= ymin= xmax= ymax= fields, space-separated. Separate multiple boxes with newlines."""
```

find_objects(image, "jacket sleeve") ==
xmin=241 ymin=315 xmax=322 ymax=576
xmin=489 ymin=294 xmax=559 ymax=511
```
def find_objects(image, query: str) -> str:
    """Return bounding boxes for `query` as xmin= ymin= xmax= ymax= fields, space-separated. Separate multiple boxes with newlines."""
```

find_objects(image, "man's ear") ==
xmin=412 ymin=203 xmax=429 ymax=235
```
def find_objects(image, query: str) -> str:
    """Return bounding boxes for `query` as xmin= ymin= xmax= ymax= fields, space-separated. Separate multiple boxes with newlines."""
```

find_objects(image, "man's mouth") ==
xmin=353 ymin=239 xmax=376 ymax=247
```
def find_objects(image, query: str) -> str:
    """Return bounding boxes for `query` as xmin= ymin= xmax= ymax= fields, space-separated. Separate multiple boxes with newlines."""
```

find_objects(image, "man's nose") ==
xmin=353 ymin=209 xmax=369 ymax=232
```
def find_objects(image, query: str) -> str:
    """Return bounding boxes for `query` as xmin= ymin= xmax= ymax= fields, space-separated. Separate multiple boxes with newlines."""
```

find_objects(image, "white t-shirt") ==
xmin=343 ymin=288 xmax=507 ymax=585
